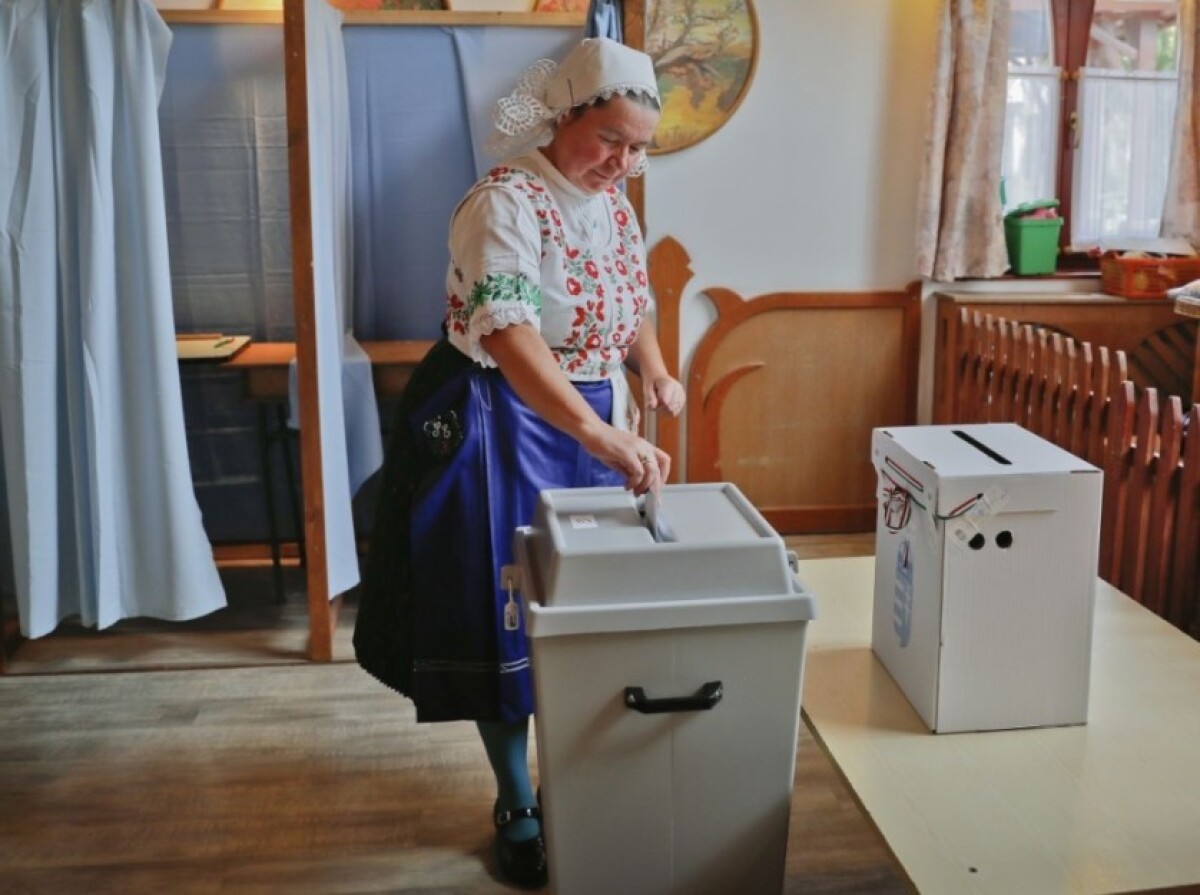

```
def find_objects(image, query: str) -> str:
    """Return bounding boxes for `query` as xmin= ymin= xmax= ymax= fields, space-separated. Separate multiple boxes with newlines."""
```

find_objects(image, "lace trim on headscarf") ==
xmin=485 ymin=56 xmax=660 ymax=160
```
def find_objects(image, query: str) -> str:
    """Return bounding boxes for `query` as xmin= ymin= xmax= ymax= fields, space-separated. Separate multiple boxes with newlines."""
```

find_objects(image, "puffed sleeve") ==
xmin=444 ymin=184 xmax=544 ymax=368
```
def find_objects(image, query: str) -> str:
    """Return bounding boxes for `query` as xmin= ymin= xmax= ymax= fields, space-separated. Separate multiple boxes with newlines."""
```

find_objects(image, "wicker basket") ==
xmin=1099 ymin=253 xmax=1200 ymax=300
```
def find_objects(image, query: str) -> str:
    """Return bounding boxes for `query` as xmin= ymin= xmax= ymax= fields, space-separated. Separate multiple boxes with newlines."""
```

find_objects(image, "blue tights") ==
xmin=476 ymin=718 xmax=540 ymax=842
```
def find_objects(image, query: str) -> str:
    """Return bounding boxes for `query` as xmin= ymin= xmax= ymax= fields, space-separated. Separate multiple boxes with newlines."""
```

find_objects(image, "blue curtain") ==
xmin=585 ymin=0 xmax=623 ymax=41
xmin=0 ymin=0 xmax=225 ymax=637
xmin=156 ymin=24 xmax=579 ymax=550
xmin=291 ymin=0 xmax=382 ymax=598
xmin=159 ymin=26 xmax=293 ymax=342
xmin=347 ymin=26 xmax=578 ymax=339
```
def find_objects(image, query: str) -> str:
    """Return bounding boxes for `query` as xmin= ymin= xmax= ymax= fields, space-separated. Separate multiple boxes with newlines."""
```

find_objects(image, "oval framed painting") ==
xmin=645 ymin=0 xmax=759 ymax=156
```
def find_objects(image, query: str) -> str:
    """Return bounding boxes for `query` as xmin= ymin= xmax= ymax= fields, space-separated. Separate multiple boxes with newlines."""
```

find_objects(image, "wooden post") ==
xmin=623 ymin=0 xmax=646 ymax=230
xmin=646 ymin=237 xmax=691 ymax=479
xmin=1171 ymin=298 xmax=1200 ymax=406
xmin=282 ymin=0 xmax=336 ymax=661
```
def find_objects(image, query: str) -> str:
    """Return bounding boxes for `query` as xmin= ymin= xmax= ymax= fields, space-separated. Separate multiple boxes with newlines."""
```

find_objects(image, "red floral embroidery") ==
xmin=452 ymin=165 xmax=652 ymax=380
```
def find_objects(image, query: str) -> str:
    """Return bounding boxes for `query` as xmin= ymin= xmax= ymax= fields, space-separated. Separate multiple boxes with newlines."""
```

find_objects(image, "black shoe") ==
xmin=493 ymin=804 xmax=548 ymax=890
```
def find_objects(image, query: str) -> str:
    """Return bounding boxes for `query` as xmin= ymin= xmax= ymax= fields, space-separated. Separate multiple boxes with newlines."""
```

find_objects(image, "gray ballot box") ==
xmin=509 ymin=483 xmax=817 ymax=895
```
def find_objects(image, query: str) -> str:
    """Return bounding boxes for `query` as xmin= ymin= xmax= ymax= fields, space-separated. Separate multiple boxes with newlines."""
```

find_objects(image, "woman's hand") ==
xmin=643 ymin=375 xmax=686 ymax=417
xmin=626 ymin=319 xmax=685 ymax=418
xmin=579 ymin=423 xmax=670 ymax=497
xmin=481 ymin=324 xmax=671 ymax=496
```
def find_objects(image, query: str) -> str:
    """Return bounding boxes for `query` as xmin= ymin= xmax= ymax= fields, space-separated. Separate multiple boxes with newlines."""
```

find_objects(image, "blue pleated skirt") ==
xmin=355 ymin=341 xmax=622 ymax=723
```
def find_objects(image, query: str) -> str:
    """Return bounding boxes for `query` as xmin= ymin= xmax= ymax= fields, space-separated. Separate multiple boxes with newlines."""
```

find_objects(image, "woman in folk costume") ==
xmin=353 ymin=37 xmax=684 ymax=888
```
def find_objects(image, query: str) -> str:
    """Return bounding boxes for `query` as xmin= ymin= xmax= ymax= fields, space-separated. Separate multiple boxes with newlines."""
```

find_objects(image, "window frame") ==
xmin=1040 ymin=0 xmax=1179 ymax=259
xmin=1050 ymin=0 xmax=1095 ymax=254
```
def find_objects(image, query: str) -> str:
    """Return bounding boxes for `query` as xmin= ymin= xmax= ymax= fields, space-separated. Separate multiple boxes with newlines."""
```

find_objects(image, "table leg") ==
xmin=257 ymin=404 xmax=286 ymax=604
xmin=275 ymin=404 xmax=306 ymax=570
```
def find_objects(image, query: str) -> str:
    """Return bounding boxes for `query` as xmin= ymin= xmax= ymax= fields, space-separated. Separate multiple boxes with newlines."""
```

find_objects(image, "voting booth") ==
xmin=870 ymin=423 xmax=1102 ymax=733
xmin=511 ymin=483 xmax=816 ymax=895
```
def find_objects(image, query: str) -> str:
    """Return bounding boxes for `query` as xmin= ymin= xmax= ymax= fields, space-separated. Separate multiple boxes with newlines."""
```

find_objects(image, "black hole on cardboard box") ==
xmin=996 ymin=530 xmax=1014 ymax=549
xmin=968 ymin=533 xmax=986 ymax=550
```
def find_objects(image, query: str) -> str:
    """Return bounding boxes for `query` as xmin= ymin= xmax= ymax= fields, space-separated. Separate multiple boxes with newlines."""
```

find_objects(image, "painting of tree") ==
xmin=645 ymin=0 xmax=758 ymax=154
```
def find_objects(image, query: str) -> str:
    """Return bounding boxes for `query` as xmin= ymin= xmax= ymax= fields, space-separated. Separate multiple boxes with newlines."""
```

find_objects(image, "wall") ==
xmin=644 ymin=0 xmax=943 ymax=385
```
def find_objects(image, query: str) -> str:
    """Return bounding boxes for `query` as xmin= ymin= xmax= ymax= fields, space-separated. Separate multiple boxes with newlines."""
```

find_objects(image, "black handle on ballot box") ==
xmin=624 ymin=681 xmax=724 ymax=714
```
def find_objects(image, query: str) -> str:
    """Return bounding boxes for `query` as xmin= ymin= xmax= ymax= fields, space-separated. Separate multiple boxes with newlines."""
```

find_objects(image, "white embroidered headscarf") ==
xmin=486 ymin=37 xmax=661 ymax=171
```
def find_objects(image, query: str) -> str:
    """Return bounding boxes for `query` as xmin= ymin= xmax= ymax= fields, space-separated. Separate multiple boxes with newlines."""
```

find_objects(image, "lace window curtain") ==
xmin=1163 ymin=0 xmax=1199 ymax=244
xmin=915 ymin=0 xmax=1012 ymax=281
xmin=1074 ymin=70 xmax=1178 ymax=243
xmin=1002 ymin=67 xmax=1060 ymax=210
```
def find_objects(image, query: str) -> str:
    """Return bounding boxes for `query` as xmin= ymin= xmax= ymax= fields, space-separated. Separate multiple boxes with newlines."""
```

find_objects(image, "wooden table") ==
xmin=179 ymin=338 xmax=433 ymax=609
xmin=221 ymin=339 xmax=435 ymax=401
xmin=796 ymin=555 xmax=1200 ymax=895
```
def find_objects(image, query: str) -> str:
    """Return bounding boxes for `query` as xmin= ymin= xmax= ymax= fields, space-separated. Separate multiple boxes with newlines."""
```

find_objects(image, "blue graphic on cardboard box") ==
xmin=894 ymin=537 xmax=913 ymax=648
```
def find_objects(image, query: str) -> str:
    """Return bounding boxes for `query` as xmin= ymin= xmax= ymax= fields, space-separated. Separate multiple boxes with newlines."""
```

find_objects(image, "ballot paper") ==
xmin=642 ymin=488 xmax=678 ymax=543
xmin=175 ymin=334 xmax=251 ymax=361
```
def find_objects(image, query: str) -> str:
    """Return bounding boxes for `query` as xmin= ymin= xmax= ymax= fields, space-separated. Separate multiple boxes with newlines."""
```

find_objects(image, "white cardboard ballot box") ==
xmin=512 ymin=483 xmax=817 ymax=895
xmin=870 ymin=423 xmax=1102 ymax=734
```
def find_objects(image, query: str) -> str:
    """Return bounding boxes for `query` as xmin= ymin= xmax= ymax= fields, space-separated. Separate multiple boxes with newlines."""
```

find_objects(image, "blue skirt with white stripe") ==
xmin=354 ymin=339 xmax=623 ymax=723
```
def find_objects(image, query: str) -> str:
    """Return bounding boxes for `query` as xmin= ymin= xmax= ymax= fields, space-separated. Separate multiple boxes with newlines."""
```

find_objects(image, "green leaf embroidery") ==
xmin=467 ymin=273 xmax=543 ymax=316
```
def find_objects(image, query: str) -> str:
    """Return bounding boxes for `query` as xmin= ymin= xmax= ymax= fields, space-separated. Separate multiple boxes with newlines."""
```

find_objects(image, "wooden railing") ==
xmin=952 ymin=310 xmax=1199 ymax=637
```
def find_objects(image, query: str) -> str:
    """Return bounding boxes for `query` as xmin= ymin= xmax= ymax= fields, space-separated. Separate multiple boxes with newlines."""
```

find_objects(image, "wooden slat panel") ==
xmin=1012 ymin=323 xmax=1036 ymax=430
xmin=1142 ymin=397 xmax=1184 ymax=617
xmin=1168 ymin=406 xmax=1200 ymax=632
xmin=933 ymin=292 xmax=1190 ymax=422
xmin=1068 ymin=340 xmax=1092 ymax=459
xmin=1101 ymin=382 xmax=1134 ymax=583
xmin=950 ymin=307 xmax=1198 ymax=637
xmin=992 ymin=317 xmax=1016 ymax=421
xmin=963 ymin=311 xmax=987 ymax=423
xmin=1129 ymin=320 xmax=1197 ymax=403
xmin=1118 ymin=390 xmax=1159 ymax=599
xmin=1086 ymin=345 xmax=1112 ymax=468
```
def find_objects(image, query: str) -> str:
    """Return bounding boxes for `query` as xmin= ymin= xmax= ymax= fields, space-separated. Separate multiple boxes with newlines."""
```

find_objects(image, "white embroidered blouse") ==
xmin=444 ymin=151 xmax=652 ymax=382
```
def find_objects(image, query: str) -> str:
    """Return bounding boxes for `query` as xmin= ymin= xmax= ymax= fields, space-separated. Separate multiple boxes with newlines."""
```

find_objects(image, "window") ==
xmin=1003 ymin=0 xmax=1180 ymax=251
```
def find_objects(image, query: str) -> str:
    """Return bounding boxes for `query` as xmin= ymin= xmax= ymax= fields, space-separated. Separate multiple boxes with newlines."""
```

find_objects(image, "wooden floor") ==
xmin=0 ymin=533 xmax=913 ymax=894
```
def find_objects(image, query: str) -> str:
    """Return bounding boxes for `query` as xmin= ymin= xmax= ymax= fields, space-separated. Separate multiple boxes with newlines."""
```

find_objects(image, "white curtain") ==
xmin=288 ymin=0 xmax=383 ymax=598
xmin=1002 ymin=67 xmax=1060 ymax=210
xmin=1075 ymin=70 xmax=1178 ymax=243
xmin=585 ymin=0 xmax=622 ymax=40
xmin=1163 ymin=0 xmax=1200 ymax=245
xmin=0 ymin=0 xmax=225 ymax=637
